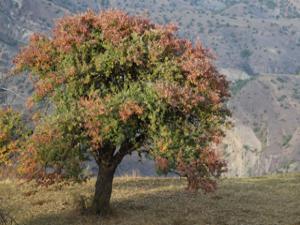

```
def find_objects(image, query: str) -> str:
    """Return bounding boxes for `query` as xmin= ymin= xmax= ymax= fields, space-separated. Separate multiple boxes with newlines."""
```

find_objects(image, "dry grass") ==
xmin=0 ymin=173 xmax=300 ymax=225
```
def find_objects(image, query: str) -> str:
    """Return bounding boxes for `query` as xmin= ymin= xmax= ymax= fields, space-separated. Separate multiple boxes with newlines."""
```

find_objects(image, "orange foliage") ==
xmin=155 ymin=82 xmax=206 ymax=113
xmin=119 ymin=100 xmax=144 ymax=122
xmin=52 ymin=10 xmax=154 ymax=52
xmin=80 ymin=97 xmax=106 ymax=150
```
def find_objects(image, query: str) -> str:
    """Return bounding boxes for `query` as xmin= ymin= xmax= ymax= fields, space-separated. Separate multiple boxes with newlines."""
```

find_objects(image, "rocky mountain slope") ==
xmin=224 ymin=74 xmax=300 ymax=176
xmin=0 ymin=0 xmax=299 ymax=176
xmin=1 ymin=0 xmax=300 ymax=76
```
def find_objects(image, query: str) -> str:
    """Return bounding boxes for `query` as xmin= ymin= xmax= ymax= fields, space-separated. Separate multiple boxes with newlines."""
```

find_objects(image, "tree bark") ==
xmin=186 ymin=176 xmax=199 ymax=193
xmin=92 ymin=164 xmax=116 ymax=216
xmin=91 ymin=140 xmax=136 ymax=215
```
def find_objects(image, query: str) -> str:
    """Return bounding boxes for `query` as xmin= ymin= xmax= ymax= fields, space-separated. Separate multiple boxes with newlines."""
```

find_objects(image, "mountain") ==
xmin=224 ymin=74 xmax=300 ymax=176
xmin=1 ymin=0 xmax=300 ymax=76
xmin=0 ymin=0 xmax=299 ymax=176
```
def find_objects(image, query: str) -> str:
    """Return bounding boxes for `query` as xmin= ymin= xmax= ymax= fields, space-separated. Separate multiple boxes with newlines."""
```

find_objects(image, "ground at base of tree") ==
xmin=0 ymin=173 xmax=299 ymax=225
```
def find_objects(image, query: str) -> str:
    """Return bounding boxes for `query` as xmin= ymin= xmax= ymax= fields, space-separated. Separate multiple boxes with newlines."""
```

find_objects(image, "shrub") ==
xmin=0 ymin=107 xmax=28 ymax=177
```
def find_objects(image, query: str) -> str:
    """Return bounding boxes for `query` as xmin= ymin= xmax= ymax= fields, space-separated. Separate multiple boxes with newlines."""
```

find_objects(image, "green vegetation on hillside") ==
xmin=240 ymin=49 xmax=252 ymax=59
xmin=282 ymin=134 xmax=293 ymax=148
xmin=230 ymin=78 xmax=254 ymax=95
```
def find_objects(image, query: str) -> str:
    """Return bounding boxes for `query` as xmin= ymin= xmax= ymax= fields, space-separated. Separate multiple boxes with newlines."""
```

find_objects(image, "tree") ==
xmin=0 ymin=107 xmax=27 ymax=175
xmin=13 ymin=10 xmax=230 ymax=215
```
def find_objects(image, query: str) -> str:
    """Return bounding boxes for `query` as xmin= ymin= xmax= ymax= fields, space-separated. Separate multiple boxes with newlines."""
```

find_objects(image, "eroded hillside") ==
xmin=224 ymin=74 xmax=300 ymax=176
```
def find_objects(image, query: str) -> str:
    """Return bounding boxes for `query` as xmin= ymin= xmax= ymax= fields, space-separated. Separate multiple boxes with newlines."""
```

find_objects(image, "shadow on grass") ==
xmin=0 ymin=209 xmax=20 ymax=225
xmin=22 ymin=187 xmax=204 ymax=225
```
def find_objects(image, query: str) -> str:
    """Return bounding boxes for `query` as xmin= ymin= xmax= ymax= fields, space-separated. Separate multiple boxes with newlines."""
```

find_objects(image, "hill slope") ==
xmin=224 ymin=74 xmax=300 ymax=176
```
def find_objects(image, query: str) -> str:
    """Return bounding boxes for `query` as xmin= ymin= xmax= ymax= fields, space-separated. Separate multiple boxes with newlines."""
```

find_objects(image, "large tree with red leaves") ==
xmin=13 ymin=10 xmax=230 ymax=215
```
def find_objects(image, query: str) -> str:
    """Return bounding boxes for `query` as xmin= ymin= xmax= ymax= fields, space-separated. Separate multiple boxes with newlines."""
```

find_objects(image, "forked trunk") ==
xmin=92 ymin=165 xmax=116 ymax=216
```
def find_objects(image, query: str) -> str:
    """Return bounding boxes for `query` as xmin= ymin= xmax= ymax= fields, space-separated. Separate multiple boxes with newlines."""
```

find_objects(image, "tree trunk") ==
xmin=186 ymin=176 xmax=199 ymax=193
xmin=92 ymin=164 xmax=116 ymax=216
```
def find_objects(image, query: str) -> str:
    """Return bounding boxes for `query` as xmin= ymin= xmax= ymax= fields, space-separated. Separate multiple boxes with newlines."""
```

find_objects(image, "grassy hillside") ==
xmin=0 ymin=173 xmax=300 ymax=225
xmin=0 ymin=0 xmax=300 ymax=179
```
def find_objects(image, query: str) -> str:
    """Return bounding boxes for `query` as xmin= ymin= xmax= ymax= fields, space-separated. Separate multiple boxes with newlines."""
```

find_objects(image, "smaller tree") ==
xmin=18 ymin=111 xmax=88 ymax=184
xmin=0 ymin=107 xmax=27 ymax=176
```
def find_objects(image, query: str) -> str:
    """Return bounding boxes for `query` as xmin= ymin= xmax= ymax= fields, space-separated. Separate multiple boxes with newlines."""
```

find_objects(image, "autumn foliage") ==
xmin=0 ymin=107 xmax=28 ymax=177
xmin=12 ymin=10 xmax=230 ymax=214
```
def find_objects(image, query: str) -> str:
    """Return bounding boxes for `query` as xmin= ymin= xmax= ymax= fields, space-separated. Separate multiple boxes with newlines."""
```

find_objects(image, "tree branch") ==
xmin=0 ymin=87 xmax=26 ymax=100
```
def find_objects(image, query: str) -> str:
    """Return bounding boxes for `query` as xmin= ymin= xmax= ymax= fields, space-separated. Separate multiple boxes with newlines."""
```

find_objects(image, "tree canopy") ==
xmin=12 ymin=10 xmax=230 ymax=215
